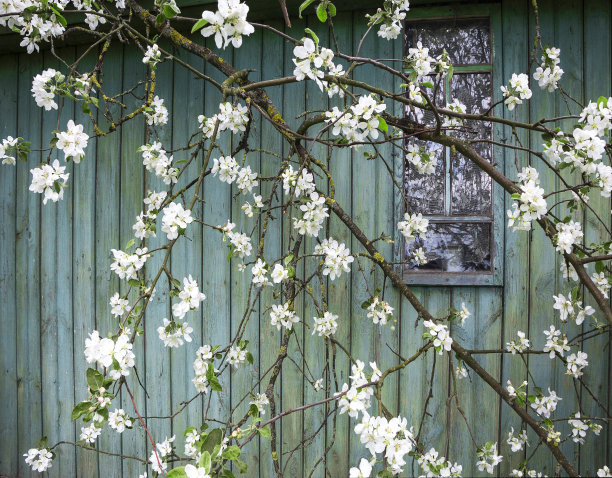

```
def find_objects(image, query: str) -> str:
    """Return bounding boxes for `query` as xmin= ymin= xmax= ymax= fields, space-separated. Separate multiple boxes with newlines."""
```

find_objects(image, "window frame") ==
xmin=393 ymin=3 xmax=505 ymax=287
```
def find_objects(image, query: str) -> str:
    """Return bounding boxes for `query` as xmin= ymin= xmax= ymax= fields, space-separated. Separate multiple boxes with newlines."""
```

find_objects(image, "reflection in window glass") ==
xmin=403 ymin=17 xmax=495 ymax=278
xmin=405 ymin=223 xmax=491 ymax=272
xmin=404 ymin=18 xmax=491 ymax=65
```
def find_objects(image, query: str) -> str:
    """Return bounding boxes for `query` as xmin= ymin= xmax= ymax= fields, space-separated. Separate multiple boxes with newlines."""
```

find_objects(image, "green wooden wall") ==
xmin=0 ymin=1 xmax=610 ymax=476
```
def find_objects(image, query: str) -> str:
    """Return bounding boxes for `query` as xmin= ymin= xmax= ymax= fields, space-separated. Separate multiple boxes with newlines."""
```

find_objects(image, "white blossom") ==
xmin=270 ymin=302 xmax=300 ymax=331
xmin=199 ymin=0 xmax=254 ymax=49
xmin=313 ymin=311 xmax=338 ymax=338
xmin=161 ymin=202 xmax=193 ymax=240
xmin=108 ymin=408 xmax=132 ymax=433
xmin=29 ymin=159 xmax=69 ymax=204
xmin=157 ymin=318 xmax=193 ymax=348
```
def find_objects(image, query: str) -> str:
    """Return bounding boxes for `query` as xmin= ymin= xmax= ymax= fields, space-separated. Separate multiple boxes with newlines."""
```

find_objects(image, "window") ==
xmin=398 ymin=6 xmax=504 ymax=286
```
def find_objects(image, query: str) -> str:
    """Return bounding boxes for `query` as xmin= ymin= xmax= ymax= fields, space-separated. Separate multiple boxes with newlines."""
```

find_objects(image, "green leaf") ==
xmin=222 ymin=469 xmax=236 ymax=478
xmin=222 ymin=445 xmax=241 ymax=460
xmin=304 ymin=28 xmax=319 ymax=46
xmin=258 ymin=425 xmax=271 ymax=438
xmin=298 ymin=0 xmax=316 ymax=17
xmin=37 ymin=436 xmax=48 ymax=449
xmin=125 ymin=238 xmax=135 ymax=250
xmin=595 ymin=261 xmax=604 ymax=274
xmin=191 ymin=17 xmax=208 ymax=34
xmin=209 ymin=374 xmax=222 ymax=392
xmin=199 ymin=451 xmax=211 ymax=472
xmin=234 ymin=458 xmax=248 ymax=474
xmin=316 ymin=2 xmax=327 ymax=22
xmin=377 ymin=116 xmax=388 ymax=133
xmin=163 ymin=3 xmax=180 ymax=18
xmin=377 ymin=471 xmax=394 ymax=478
xmin=200 ymin=428 xmax=224 ymax=456
xmin=246 ymin=352 xmax=254 ymax=364
xmin=155 ymin=13 xmax=166 ymax=26
xmin=128 ymin=278 xmax=140 ymax=288
xmin=86 ymin=368 xmax=104 ymax=391
xmin=327 ymin=2 xmax=336 ymax=16
xmin=597 ymin=96 xmax=608 ymax=107
xmin=71 ymin=401 xmax=91 ymax=421
xmin=50 ymin=6 xmax=67 ymax=26
xmin=81 ymin=102 xmax=90 ymax=114
xmin=184 ymin=426 xmax=196 ymax=437
xmin=284 ymin=253 xmax=294 ymax=265
xmin=167 ymin=467 xmax=188 ymax=478
xmin=421 ymin=81 xmax=434 ymax=88
xmin=49 ymin=137 xmax=59 ymax=148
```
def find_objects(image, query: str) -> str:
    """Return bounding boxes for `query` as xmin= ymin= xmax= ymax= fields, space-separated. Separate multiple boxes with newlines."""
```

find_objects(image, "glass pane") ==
xmin=405 ymin=222 xmax=491 ymax=272
xmin=405 ymin=79 xmax=445 ymax=124
xmin=451 ymin=73 xmax=492 ymax=137
xmin=405 ymin=141 xmax=445 ymax=214
xmin=451 ymin=147 xmax=492 ymax=216
xmin=405 ymin=18 xmax=491 ymax=65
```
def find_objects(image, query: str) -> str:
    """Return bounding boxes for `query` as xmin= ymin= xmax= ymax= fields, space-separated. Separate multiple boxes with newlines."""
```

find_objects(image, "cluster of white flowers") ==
xmin=211 ymin=155 xmax=258 ymax=193
xmin=80 ymin=422 xmax=102 ymax=444
xmin=227 ymin=344 xmax=248 ymax=367
xmin=223 ymin=221 xmax=253 ymax=258
xmin=531 ymin=388 xmax=562 ymax=418
xmin=172 ymin=275 xmax=206 ymax=319
xmin=441 ymin=99 xmax=467 ymax=128
xmin=542 ymin=325 xmax=570 ymax=358
xmin=349 ymin=458 xmax=372 ymax=478
xmin=506 ymin=330 xmax=531 ymax=354
xmin=142 ymin=44 xmax=162 ymax=66
xmin=241 ymin=193 xmax=263 ymax=218
xmin=144 ymin=95 xmax=168 ymax=126
xmin=110 ymin=247 xmax=150 ymax=280
xmin=31 ymin=68 xmax=64 ymax=110
xmin=366 ymin=296 xmax=394 ymax=326
xmin=150 ymin=435 xmax=175 ymax=474
xmin=566 ymin=350 xmax=588 ymax=378
xmin=270 ymin=302 xmax=300 ymax=331
xmin=282 ymin=165 xmax=315 ymax=198
xmin=192 ymin=345 xmax=213 ymax=393
xmin=184 ymin=428 xmax=201 ymax=457
xmin=423 ymin=320 xmax=453 ymax=354
xmin=510 ymin=468 xmax=545 ymax=477
xmin=406 ymin=41 xmax=451 ymax=81
xmin=568 ymin=412 xmax=602 ymax=445
xmin=199 ymin=102 xmax=249 ymax=139
xmin=553 ymin=293 xmax=595 ymax=325
xmin=397 ymin=212 xmax=428 ymax=242
xmin=249 ymin=392 xmax=269 ymax=415
xmin=108 ymin=408 xmax=132 ymax=433
xmin=405 ymin=142 xmax=438 ymax=175
xmin=580 ymin=98 xmax=612 ymax=137
xmin=312 ymin=311 xmax=338 ymax=338
xmin=599 ymin=466 xmax=612 ymax=477
xmin=158 ymin=318 xmax=193 ymax=348
xmin=555 ymin=220 xmax=583 ymax=254
xmin=314 ymin=237 xmax=354 ymax=280
xmin=24 ymin=447 xmax=53 ymax=472
xmin=270 ymin=263 xmax=289 ymax=283
xmin=293 ymin=192 xmax=329 ymax=237
xmin=476 ymin=442 xmax=503 ymax=474
xmin=139 ymin=142 xmax=179 ymax=185
xmin=293 ymin=38 xmax=342 ymax=93
xmin=0 ymin=136 xmax=18 ymax=165
xmin=506 ymin=427 xmax=529 ymax=453
xmin=84 ymin=10 xmax=106 ymax=31
xmin=375 ymin=0 xmax=410 ymax=40
xmin=29 ymin=159 xmax=69 ymax=204
xmin=144 ymin=190 xmax=167 ymax=214
xmin=84 ymin=330 xmax=136 ymax=380
xmin=533 ymin=47 xmax=563 ymax=92
xmin=455 ymin=302 xmax=471 ymax=326
xmin=109 ymin=292 xmax=129 ymax=318
xmin=353 ymin=413 xmax=415 ymax=475
xmin=56 ymin=120 xmax=88 ymax=162
xmin=250 ymin=258 xmax=270 ymax=287
xmin=336 ymin=360 xmax=377 ymax=418
xmin=412 ymin=246 xmax=428 ymax=265
xmin=592 ymin=271 xmax=611 ymax=298
xmin=417 ymin=448 xmax=463 ymax=478
xmin=507 ymin=167 xmax=547 ymax=231
xmin=501 ymin=73 xmax=532 ymax=111
xmin=133 ymin=210 xmax=157 ymax=240
xmin=199 ymin=0 xmax=254 ymax=49
xmin=161 ymin=202 xmax=193 ymax=240
xmin=325 ymin=95 xmax=387 ymax=144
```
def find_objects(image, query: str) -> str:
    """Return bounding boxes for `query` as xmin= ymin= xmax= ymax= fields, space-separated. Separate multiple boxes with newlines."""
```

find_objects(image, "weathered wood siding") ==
xmin=0 ymin=1 xmax=610 ymax=476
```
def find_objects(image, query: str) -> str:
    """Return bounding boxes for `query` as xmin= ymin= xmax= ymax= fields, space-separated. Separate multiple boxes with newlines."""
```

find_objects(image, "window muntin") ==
xmin=403 ymin=16 xmax=498 ymax=280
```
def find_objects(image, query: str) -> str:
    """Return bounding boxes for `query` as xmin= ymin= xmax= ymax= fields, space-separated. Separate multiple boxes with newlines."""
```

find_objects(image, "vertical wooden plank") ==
xmin=228 ymin=27 xmax=262 ymax=475
xmin=144 ymin=43 xmax=173 ymax=458
xmin=119 ymin=44 xmax=147 ymax=478
xmin=281 ymin=15 xmax=306 ymax=477
xmin=326 ymin=11 xmax=352 ymax=477
xmin=581 ymin=0 xmax=611 ymax=474
xmin=40 ymin=47 xmax=76 ymax=478
xmin=259 ymin=19 xmax=285 ymax=477
xmin=169 ymin=47 xmax=205 ymax=460
xmin=0 ymin=53 xmax=18 ymax=477
xmin=302 ymin=15 xmax=329 ymax=478
xmin=499 ymin=0 xmax=532 ymax=474
xmin=200 ymin=37 xmax=231 ymax=448
xmin=72 ymin=46 xmax=100 ymax=477
xmin=16 ymin=51 xmax=43 ymax=478
xmin=95 ymin=45 xmax=124 ymax=476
